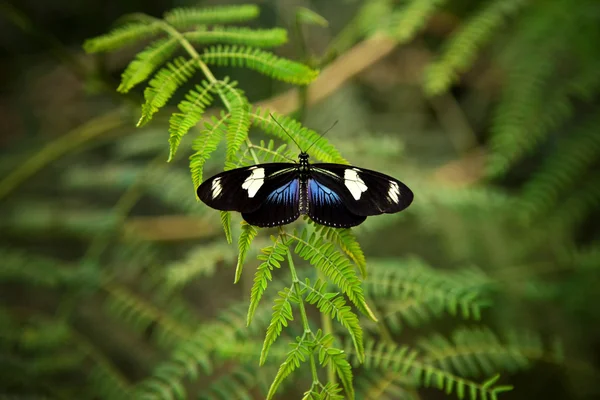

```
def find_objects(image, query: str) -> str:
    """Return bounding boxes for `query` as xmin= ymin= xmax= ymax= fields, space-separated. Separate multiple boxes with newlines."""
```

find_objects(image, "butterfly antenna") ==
xmin=270 ymin=113 xmax=302 ymax=152
xmin=305 ymin=120 xmax=338 ymax=153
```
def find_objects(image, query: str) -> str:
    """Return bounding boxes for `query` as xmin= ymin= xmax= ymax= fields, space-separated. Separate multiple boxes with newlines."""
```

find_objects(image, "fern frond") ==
xmin=418 ymin=327 xmax=551 ymax=378
xmin=165 ymin=242 xmax=235 ymax=289
xmin=317 ymin=333 xmax=355 ymax=400
xmin=215 ymin=81 xmax=251 ymax=163
xmin=365 ymin=259 xmax=490 ymax=331
xmin=138 ymin=57 xmax=197 ymax=127
xmin=260 ymin=286 xmax=295 ymax=365
xmin=318 ymin=382 xmax=345 ymax=400
xmin=266 ymin=335 xmax=313 ymax=400
xmin=83 ymin=22 xmax=161 ymax=53
xmin=103 ymin=283 xmax=192 ymax=347
xmin=548 ymin=172 xmax=600 ymax=232
xmin=201 ymin=45 xmax=318 ymax=85
xmin=388 ymin=0 xmax=447 ymax=43
xmin=0 ymin=248 xmax=73 ymax=287
xmin=118 ymin=37 xmax=179 ymax=93
xmin=190 ymin=113 xmax=229 ymax=189
xmin=168 ymin=80 xmax=216 ymax=161
xmin=185 ymin=26 xmax=288 ymax=48
xmin=292 ymin=229 xmax=377 ymax=321
xmin=312 ymin=222 xmax=367 ymax=278
xmin=235 ymin=222 xmax=259 ymax=283
xmin=519 ymin=114 xmax=600 ymax=221
xmin=304 ymin=279 xmax=364 ymax=362
xmin=359 ymin=341 xmax=514 ymax=400
xmin=164 ymin=4 xmax=259 ymax=29
xmin=252 ymin=108 xmax=348 ymax=163
xmin=199 ymin=366 xmax=261 ymax=400
xmin=247 ymin=235 xmax=289 ymax=325
xmin=424 ymin=0 xmax=527 ymax=95
xmin=89 ymin=363 xmax=131 ymax=400
xmin=220 ymin=211 xmax=233 ymax=244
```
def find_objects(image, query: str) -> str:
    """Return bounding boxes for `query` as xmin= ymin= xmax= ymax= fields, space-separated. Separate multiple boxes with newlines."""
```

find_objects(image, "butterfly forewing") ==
xmin=310 ymin=164 xmax=413 ymax=217
xmin=198 ymin=164 xmax=303 ymax=227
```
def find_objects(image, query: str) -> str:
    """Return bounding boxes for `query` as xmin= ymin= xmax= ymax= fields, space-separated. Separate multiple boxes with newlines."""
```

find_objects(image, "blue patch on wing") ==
xmin=267 ymin=179 xmax=299 ymax=205
xmin=309 ymin=179 xmax=341 ymax=205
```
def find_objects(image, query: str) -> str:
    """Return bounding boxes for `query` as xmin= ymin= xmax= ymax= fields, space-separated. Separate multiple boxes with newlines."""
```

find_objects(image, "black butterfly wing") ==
xmin=197 ymin=163 xmax=300 ymax=227
xmin=307 ymin=178 xmax=367 ymax=228
xmin=310 ymin=164 xmax=413 ymax=217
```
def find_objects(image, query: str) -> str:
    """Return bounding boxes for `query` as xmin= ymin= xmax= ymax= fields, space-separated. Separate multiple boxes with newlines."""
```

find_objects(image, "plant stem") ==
xmin=282 ymin=228 xmax=320 ymax=385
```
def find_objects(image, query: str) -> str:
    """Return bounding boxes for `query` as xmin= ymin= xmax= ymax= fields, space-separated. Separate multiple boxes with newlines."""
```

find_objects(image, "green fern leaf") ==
xmin=266 ymin=336 xmax=312 ymax=400
xmin=292 ymin=229 xmax=377 ymax=321
xmin=138 ymin=57 xmax=197 ymax=127
xmin=165 ymin=242 xmax=235 ymax=289
xmin=312 ymin=223 xmax=367 ymax=278
xmin=83 ymin=22 xmax=161 ymax=53
xmin=304 ymin=279 xmax=364 ymax=362
xmin=388 ymin=0 xmax=448 ymax=43
xmin=519 ymin=114 xmax=600 ymax=221
xmin=235 ymin=222 xmax=259 ymax=284
xmin=201 ymin=45 xmax=319 ymax=85
xmin=185 ymin=26 xmax=288 ymax=48
xmin=317 ymin=333 xmax=354 ymax=399
xmin=252 ymin=108 xmax=348 ymax=163
xmin=296 ymin=7 xmax=329 ymax=27
xmin=168 ymin=80 xmax=216 ymax=161
xmin=247 ymin=235 xmax=289 ymax=325
xmin=118 ymin=37 xmax=179 ymax=93
xmin=424 ymin=0 xmax=527 ymax=95
xmin=260 ymin=286 xmax=295 ymax=365
xmin=189 ymin=113 xmax=229 ymax=189
xmin=164 ymin=4 xmax=259 ymax=29
xmin=215 ymin=81 xmax=251 ymax=163
xmin=318 ymin=382 xmax=344 ymax=400
xmin=220 ymin=211 xmax=233 ymax=244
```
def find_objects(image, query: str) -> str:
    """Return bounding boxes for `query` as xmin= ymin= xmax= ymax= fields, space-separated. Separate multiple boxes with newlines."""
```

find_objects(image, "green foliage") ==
xmin=164 ymin=4 xmax=260 ymax=28
xmin=185 ymin=26 xmax=288 ymax=48
xmin=118 ymin=37 xmax=179 ymax=93
xmin=189 ymin=113 xmax=229 ymax=188
xmin=200 ymin=45 xmax=319 ymax=85
xmin=83 ymin=22 xmax=161 ymax=52
xmin=168 ymin=80 xmax=216 ymax=161
xmin=261 ymin=286 xmax=296 ymax=365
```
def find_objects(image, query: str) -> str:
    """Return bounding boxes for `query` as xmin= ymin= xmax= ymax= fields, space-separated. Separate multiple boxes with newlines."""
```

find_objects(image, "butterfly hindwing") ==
xmin=307 ymin=179 xmax=366 ymax=228
xmin=242 ymin=178 xmax=301 ymax=227
xmin=197 ymin=163 xmax=301 ymax=226
xmin=310 ymin=164 xmax=413 ymax=217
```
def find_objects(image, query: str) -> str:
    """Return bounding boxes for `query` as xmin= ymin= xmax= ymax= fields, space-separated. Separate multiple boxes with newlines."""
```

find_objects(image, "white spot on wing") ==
xmin=212 ymin=177 xmax=223 ymax=199
xmin=242 ymin=168 xmax=265 ymax=198
xmin=388 ymin=181 xmax=400 ymax=203
xmin=344 ymin=169 xmax=368 ymax=200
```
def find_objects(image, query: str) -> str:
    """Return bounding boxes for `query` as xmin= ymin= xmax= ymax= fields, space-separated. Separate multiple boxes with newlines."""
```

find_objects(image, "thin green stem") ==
xmin=281 ymin=227 xmax=320 ymax=386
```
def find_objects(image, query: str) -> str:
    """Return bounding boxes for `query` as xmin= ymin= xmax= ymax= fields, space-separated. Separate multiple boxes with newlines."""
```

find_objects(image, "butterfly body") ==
xmin=197 ymin=152 xmax=413 ymax=228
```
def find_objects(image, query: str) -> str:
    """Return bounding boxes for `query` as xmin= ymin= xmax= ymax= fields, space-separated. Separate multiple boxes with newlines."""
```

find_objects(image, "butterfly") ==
xmin=197 ymin=118 xmax=413 ymax=228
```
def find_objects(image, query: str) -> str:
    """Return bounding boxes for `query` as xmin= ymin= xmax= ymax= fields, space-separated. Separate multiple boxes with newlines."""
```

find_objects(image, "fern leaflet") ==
xmin=185 ymin=26 xmax=288 ymax=48
xmin=138 ymin=57 xmax=197 ymax=127
xmin=425 ymin=0 xmax=527 ymax=95
xmin=260 ymin=286 xmax=295 ymax=365
xmin=118 ymin=37 xmax=179 ymax=93
xmin=168 ymin=80 xmax=216 ymax=161
xmin=201 ymin=45 xmax=319 ymax=85
xmin=235 ymin=222 xmax=259 ymax=283
xmin=83 ymin=22 xmax=161 ymax=53
xmin=388 ymin=0 xmax=448 ymax=42
xmin=164 ymin=4 xmax=259 ymax=29
xmin=189 ymin=113 xmax=229 ymax=189
xmin=317 ymin=333 xmax=355 ymax=400
xmin=252 ymin=108 xmax=348 ymax=163
xmin=312 ymin=222 xmax=367 ymax=278
xmin=266 ymin=335 xmax=313 ymax=400
xmin=215 ymin=81 xmax=251 ymax=163
xmin=247 ymin=235 xmax=289 ymax=325
xmin=304 ymin=279 xmax=364 ymax=362
xmin=220 ymin=211 xmax=233 ymax=244
xmin=292 ymin=229 xmax=377 ymax=321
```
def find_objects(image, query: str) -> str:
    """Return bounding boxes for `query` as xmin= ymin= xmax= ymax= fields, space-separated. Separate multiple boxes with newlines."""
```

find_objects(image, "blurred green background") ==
xmin=1 ymin=0 xmax=599 ymax=399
